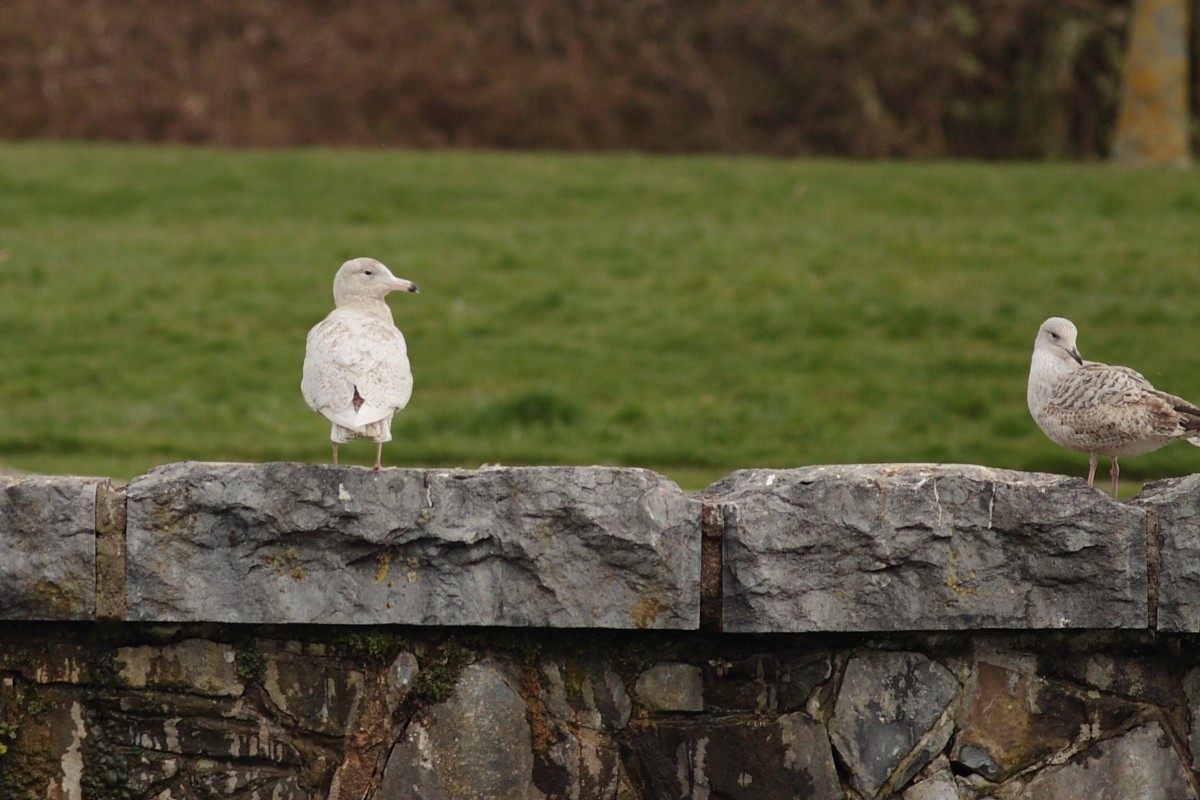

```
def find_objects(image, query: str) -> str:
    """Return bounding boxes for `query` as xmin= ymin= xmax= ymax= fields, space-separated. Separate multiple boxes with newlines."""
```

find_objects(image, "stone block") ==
xmin=109 ymin=714 xmax=301 ymax=764
xmin=113 ymin=638 xmax=243 ymax=697
xmin=829 ymin=650 xmax=960 ymax=799
xmin=0 ymin=476 xmax=102 ymax=620
xmin=539 ymin=656 xmax=631 ymax=730
xmin=712 ymin=465 xmax=1148 ymax=632
xmin=1132 ymin=475 xmax=1200 ymax=632
xmin=532 ymin=657 xmax=637 ymax=798
xmin=629 ymin=712 xmax=841 ymax=799
xmin=634 ymin=662 xmax=704 ymax=712
xmin=704 ymin=649 xmax=832 ymax=713
xmin=951 ymin=661 xmax=1088 ymax=782
xmin=125 ymin=462 xmax=700 ymax=627
xmin=378 ymin=659 xmax=534 ymax=800
xmin=536 ymin=725 xmax=635 ymax=800
xmin=1010 ymin=722 xmax=1195 ymax=799
xmin=262 ymin=650 xmax=364 ymax=736
xmin=387 ymin=651 xmax=420 ymax=705
xmin=902 ymin=770 xmax=960 ymax=800
xmin=192 ymin=773 xmax=307 ymax=800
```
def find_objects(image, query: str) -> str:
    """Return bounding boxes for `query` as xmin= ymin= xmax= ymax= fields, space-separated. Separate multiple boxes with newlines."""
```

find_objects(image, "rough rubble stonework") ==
xmin=712 ymin=464 xmax=1148 ymax=632
xmin=5 ymin=627 xmax=1200 ymax=800
xmin=124 ymin=462 xmax=701 ymax=628
xmin=0 ymin=475 xmax=102 ymax=620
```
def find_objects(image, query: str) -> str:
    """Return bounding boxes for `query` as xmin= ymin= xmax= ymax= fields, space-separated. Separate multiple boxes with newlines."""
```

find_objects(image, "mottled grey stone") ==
xmin=113 ymin=638 xmax=243 ymax=697
xmin=704 ymin=649 xmax=832 ymax=712
xmin=377 ymin=659 xmax=534 ymax=800
xmin=1057 ymin=653 xmax=1175 ymax=707
xmin=111 ymin=714 xmax=300 ymax=763
xmin=262 ymin=650 xmax=363 ymax=736
xmin=192 ymin=768 xmax=309 ymax=800
xmin=536 ymin=725 xmax=636 ymax=800
xmin=1133 ymin=475 xmax=1200 ymax=632
xmin=0 ymin=475 xmax=101 ymax=620
xmin=1011 ymin=722 xmax=1195 ymax=800
xmin=14 ymin=696 xmax=89 ymax=799
xmin=387 ymin=650 xmax=420 ymax=704
xmin=712 ymin=465 xmax=1148 ymax=632
xmin=126 ymin=753 xmax=181 ymax=795
xmin=540 ymin=656 xmax=631 ymax=730
xmin=524 ymin=657 xmax=636 ymax=798
xmin=125 ymin=462 xmax=700 ymax=627
xmin=830 ymin=650 xmax=960 ymax=799
xmin=777 ymin=650 xmax=834 ymax=712
xmin=630 ymin=712 xmax=840 ymax=799
xmin=902 ymin=769 xmax=960 ymax=800
xmin=635 ymin=662 xmax=704 ymax=712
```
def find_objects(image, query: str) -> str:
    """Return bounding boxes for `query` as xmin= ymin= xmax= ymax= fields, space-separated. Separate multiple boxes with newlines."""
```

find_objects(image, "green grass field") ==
xmin=2 ymin=142 xmax=1199 ymax=492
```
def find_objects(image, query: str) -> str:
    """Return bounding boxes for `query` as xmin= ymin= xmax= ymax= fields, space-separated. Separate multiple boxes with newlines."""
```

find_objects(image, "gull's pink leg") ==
xmin=331 ymin=442 xmax=339 ymax=465
xmin=373 ymin=441 xmax=384 ymax=471
xmin=1110 ymin=457 xmax=1119 ymax=498
xmin=1086 ymin=453 xmax=1098 ymax=487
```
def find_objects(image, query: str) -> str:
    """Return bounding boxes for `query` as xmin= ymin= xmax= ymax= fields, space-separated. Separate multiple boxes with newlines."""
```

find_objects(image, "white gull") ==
xmin=1027 ymin=316 xmax=1200 ymax=497
xmin=302 ymin=257 xmax=419 ymax=470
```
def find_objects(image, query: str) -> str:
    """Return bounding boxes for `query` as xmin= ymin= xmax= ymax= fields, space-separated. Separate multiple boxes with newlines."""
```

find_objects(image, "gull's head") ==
xmin=332 ymin=257 xmax=419 ymax=306
xmin=1034 ymin=316 xmax=1083 ymax=366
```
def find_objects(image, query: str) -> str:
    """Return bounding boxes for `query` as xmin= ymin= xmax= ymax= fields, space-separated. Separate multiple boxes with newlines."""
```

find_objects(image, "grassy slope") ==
xmin=1 ymin=143 xmax=1199 ymax=491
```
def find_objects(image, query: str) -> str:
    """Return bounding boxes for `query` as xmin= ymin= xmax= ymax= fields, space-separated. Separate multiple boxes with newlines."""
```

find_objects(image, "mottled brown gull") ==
xmin=1027 ymin=316 xmax=1200 ymax=497
xmin=302 ymin=257 xmax=419 ymax=470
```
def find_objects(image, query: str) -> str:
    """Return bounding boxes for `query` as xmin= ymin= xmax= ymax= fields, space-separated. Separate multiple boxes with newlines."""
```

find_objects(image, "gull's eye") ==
xmin=1049 ymin=332 xmax=1059 ymax=340
xmin=364 ymin=270 xmax=373 ymax=276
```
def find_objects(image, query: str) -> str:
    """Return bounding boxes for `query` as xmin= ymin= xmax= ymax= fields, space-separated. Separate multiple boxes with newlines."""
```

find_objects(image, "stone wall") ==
xmin=3 ymin=461 xmax=1200 ymax=799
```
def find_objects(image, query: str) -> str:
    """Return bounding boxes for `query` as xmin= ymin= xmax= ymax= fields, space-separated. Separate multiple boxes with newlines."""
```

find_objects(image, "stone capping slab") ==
xmin=8 ymin=461 xmax=1200 ymax=631
xmin=709 ymin=464 xmax=1149 ymax=633
xmin=1131 ymin=475 xmax=1200 ymax=633
xmin=0 ymin=475 xmax=104 ymax=620
xmin=125 ymin=461 xmax=700 ymax=628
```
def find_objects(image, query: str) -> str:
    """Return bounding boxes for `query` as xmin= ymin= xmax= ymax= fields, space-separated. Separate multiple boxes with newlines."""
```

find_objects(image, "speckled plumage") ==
xmin=302 ymin=258 xmax=419 ymax=469
xmin=1027 ymin=316 xmax=1200 ymax=496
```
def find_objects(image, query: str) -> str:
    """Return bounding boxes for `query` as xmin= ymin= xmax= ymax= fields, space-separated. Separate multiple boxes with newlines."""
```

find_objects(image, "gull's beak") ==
xmin=390 ymin=278 xmax=419 ymax=294
xmin=1070 ymin=347 xmax=1083 ymax=365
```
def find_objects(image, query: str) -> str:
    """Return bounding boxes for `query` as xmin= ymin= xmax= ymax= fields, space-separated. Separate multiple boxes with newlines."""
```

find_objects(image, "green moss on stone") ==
xmin=234 ymin=641 xmax=267 ymax=683
xmin=340 ymin=631 xmax=406 ymax=667
xmin=461 ymin=630 xmax=544 ymax=670
xmin=562 ymin=659 xmax=585 ymax=698
xmin=408 ymin=642 xmax=475 ymax=706
xmin=0 ymin=722 xmax=15 ymax=756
